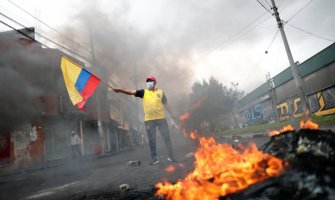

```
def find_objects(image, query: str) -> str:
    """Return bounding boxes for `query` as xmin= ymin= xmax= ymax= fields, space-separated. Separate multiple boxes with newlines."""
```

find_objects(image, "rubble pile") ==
xmin=226 ymin=129 xmax=335 ymax=200
xmin=72 ymin=129 xmax=335 ymax=200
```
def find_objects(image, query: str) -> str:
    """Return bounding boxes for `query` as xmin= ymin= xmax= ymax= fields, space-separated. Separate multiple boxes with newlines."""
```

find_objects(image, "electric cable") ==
xmin=0 ymin=19 xmax=53 ymax=49
xmin=6 ymin=0 xmax=89 ymax=51
xmin=257 ymin=0 xmax=272 ymax=14
xmin=286 ymin=23 xmax=334 ymax=43
xmin=263 ymin=0 xmax=272 ymax=8
xmin=265 ymin=28 xmax=280 ymax=54
xmin=193 ymin=0 xmax=290 ymax=65
xmin=0 ymin=12 xmax=91 ymax=63
xmin=286 ymin=0 xmax=314 ymax=22
xmin=0 ymin=19 xmax=118 ymax=89
xmin=193 ymin=11 xmax=272 ymax=65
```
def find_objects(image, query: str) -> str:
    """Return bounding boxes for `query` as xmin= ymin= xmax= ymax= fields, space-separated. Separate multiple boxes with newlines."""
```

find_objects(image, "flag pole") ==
xmin=99 ymin=79 xmax=116 ymax=90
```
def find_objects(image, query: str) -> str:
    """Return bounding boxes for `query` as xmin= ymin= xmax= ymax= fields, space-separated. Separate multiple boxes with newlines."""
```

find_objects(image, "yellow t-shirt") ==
xmin=138 ymin=89 xmax=166 ymax=121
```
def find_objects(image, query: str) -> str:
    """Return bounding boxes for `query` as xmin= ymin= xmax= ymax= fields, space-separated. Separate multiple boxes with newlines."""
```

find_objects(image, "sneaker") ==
xmin=149 ymin=159 xmax=159 ymax=165
xmin=167 ymin=157 xmax=177 ymax=162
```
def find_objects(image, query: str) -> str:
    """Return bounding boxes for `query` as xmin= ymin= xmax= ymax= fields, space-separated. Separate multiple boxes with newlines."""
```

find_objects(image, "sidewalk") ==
xmin=0 ymin=133 xmax=196 ymax=200
xmin=0 ymin=146 xmax=135 ymax=177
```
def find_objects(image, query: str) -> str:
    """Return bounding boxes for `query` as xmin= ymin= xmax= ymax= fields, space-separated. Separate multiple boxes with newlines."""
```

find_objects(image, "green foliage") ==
xmin=311 ymin=114 xmax=335 ymax=126
xmin=223 ymin=114 xmax=335 ymax=136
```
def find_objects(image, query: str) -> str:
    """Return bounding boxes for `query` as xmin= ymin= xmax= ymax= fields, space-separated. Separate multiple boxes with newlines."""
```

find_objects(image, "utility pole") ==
xmin=270 ymin=0 xmax=310 ymax=117
xmin=89 ymin=27 xmax=105 ymax=155
xmin=266 ymin=72 xmax=277 ymax=120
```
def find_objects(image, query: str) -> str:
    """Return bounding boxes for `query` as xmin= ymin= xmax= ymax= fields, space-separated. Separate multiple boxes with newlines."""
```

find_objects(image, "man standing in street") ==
xmin=71 ymin=131 xmax=81 ymax=159
xmin=113 ymin=76 xmax=177 ymax=165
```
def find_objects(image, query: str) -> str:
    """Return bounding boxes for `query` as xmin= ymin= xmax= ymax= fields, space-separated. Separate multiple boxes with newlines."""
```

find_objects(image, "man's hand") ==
xmin=170 ymin=119 xmax=180 ymax=129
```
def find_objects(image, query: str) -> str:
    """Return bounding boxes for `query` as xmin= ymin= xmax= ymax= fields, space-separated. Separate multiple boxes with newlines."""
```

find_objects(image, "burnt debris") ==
xmin=69 ymin=129 xmax=335 ymax=200
xmin=225 ymin=129 xmax=335 ymax=200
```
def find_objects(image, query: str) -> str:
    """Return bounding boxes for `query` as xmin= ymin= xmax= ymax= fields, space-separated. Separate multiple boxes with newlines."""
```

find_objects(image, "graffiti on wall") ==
xmin=245 ymin=104 xmax=263 ymax=122
xmin=308 ymin=87 xmax=335 ymax=116
xmin=276 ymin=86 xmax=335 ymax=121
xmin=276 ymin=97 xmax=304 ymax=121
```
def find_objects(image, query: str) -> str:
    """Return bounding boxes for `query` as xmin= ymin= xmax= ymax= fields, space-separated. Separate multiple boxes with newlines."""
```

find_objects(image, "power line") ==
xmin=257 ymin=0 xmax=272 ymax=14
xmin=6 ymin=0 xmax=89 ymax=51
xmin=286 ymin=23 xmax=335 ymax=43
xmin=263 ymin=0 xmax=272 ymax=8
xmin=193 ymin=0 xmax=290 ymax=65
xmin=245 ymin=14 xmax=273 ymax=33
xmin=265 ymin=28 xmax=279 ymax=54
xmin=286 ymin=0 xmax=314 ymax=22
xmin=193 ymin=11 xmax=272 ymax=64
xmin=0 ymin=18 xmax=117 ymax=89
xmin=191 ymin=0 xmax=316 ymax=69
xmin=0 ymin=12 xmax=91 ymax=63
xmin=0 ymin=19 xmax=53 ymax=49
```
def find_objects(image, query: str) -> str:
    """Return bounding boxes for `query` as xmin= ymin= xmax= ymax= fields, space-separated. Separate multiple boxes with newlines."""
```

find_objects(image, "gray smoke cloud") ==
xmin=49 ymin=0 xmax=334 ymax=113
xmin=0 ymin=34 xmax=63 ymax=129
xmin=55 ymin=0 xmax=266 ymax=113
xmin=0 ymin=66 xmax=41 ymax=128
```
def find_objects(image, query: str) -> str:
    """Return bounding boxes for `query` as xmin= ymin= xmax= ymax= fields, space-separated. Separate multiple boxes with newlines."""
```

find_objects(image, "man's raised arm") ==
xmin=113 ymin=88 xmax=136 ymax=95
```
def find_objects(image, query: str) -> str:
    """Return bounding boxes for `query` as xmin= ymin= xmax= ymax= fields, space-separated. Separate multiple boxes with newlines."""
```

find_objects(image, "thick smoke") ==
xmin=47 ymin=0 xmax=335 ymax=116
xmin=55 ymin=0 xmax=267 ymax=112
xmin=0 ymin=34 xmax=63 ymax=129
xmin=65 ymin=9 xmax=194 ymax=93
xmin=0 ymin=66 xmax=41 ymax=129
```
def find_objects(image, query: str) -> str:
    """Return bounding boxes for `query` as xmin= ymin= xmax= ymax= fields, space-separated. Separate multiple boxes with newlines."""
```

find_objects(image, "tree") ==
xmin=183 ymin=77 xmax=243 ymax=134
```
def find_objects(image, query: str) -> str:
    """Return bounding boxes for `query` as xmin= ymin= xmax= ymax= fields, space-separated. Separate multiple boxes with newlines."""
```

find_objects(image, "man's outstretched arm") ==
xmin=113 ymin=88 xmax=136 ymax=95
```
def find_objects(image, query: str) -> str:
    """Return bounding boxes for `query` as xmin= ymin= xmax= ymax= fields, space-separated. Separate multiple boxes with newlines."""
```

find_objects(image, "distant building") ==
xmin=234 ymin=43 xmax=335 ymax=125
xmin=0 ymin=28 xmax=140 ymax=171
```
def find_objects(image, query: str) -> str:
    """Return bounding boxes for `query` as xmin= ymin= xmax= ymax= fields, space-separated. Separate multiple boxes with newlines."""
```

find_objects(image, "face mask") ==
xmin=146 ymin=81 xmax=155 ymax=89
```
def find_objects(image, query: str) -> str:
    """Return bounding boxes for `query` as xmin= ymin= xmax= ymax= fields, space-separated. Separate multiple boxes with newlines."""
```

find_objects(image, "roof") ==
xmin=238 ymin=42 xmax=335 ymax=108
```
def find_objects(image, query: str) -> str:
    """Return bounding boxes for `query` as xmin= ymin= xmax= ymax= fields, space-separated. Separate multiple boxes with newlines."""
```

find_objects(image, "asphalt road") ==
xmin=0 ymin=132 xmax=270 ymax=200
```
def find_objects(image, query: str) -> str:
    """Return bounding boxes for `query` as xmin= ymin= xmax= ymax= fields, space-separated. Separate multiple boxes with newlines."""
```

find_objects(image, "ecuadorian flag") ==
xmin=60 ymin=56 xmax=101 ymax=111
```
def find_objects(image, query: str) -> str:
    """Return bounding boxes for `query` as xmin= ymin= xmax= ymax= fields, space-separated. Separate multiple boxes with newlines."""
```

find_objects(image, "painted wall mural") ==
xmin=244 ymin=104 xmax=263 ymax=122
xmin=276 ymin=86 xmax=335 ymax=121
xmin=309 ymin=87 xmax=335 ymax=115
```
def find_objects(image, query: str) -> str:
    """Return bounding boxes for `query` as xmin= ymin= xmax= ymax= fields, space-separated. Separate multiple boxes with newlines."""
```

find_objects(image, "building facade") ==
xmin=0 ymin=28 xmax=140 ymax=171
xmin=235 ymin=43 xmax=335 ymax=125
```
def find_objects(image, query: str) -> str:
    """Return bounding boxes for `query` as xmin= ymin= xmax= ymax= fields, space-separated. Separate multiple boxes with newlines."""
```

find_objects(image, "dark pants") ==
xmin=145 ymin=119 xmax=174 ymax=160
xmin=71 ymin=144 xmax=81 ymax=159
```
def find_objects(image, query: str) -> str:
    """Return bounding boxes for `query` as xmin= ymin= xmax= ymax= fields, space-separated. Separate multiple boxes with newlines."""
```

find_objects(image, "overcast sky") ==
xmin=1 ymin=0 xmax=334 ymax=95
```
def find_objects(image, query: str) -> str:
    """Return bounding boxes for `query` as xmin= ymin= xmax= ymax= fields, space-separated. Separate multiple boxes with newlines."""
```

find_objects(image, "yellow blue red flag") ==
xmin=60 ymin=56 xmax=100 ymax=111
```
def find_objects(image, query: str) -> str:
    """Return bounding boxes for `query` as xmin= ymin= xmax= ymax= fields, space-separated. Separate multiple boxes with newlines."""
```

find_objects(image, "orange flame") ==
xmin=165 ymin=165 xmax=176 ymax=173
xmin=268 ymin=124 xmax=295 ymax=136
xmin=268 ymin=119 xmax=319 ymax=136
xmin=190 ymin=132 xmax=199 ymax=139
xmin=156 ymin=137 xmax=284 ymax=199
xmin=300 ymin=119 xmax=318 ymax=130
xmin=179 ymin=113 xmax=190 ymax=137
xmin=178 ymin=95 xmax=208 ymax=138
xmin=268 ymin=130 xmax=280 ymax=136
xmin=179 ymin=112 xmax=190 ymax=121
